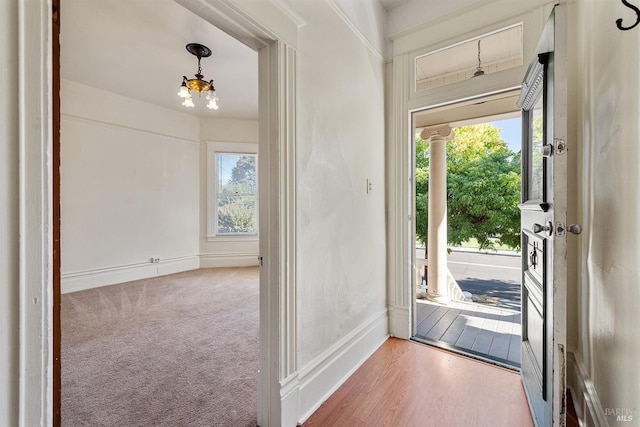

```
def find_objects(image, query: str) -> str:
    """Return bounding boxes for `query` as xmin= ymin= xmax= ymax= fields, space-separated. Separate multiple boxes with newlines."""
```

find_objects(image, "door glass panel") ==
xmin=529 ymin=95 xmax=544 ymax=201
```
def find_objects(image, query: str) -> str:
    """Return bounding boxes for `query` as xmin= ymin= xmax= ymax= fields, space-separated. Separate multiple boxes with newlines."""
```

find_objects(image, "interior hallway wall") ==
xmin=570 ymin=0 xmax=640 ymax=424
xmin=295 ymin=0 xmax=387 ymax=369
xmin=60 ymin=80 xmax=201 ymax=292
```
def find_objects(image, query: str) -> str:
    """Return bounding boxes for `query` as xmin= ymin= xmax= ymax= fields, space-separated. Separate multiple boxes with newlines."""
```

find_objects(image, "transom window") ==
xmin=415 ymin=23 xmax=523 ymax=92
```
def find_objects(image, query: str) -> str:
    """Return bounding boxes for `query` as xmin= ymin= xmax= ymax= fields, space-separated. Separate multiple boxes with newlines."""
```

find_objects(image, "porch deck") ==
xmin=414 ymin=298 xmax=521 ymax=368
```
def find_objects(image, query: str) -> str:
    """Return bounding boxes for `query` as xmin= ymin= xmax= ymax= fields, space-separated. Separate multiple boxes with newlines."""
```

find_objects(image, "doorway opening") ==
xmin=55 ymin=1 xmax=266 ymax=425
xmin=410 ymin=90 xmax=523 ymax=370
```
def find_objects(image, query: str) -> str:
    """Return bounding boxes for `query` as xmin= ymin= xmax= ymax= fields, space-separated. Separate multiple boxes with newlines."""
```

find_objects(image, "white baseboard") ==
xmin=388 ymin=304 xmax=411 ymax=339
xmin=294 ymin=308 xmax=389 ymax=425
xmin=61 ymin=256 xmax=200 ymax=294
xmin=199 ymin=252 xmax=259 ymax=268
xmin=567 ymin=350 xmax=607 ymax=427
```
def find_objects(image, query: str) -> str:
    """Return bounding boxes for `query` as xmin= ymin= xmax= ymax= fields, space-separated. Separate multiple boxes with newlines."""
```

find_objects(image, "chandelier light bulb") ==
xmin=178 ymin=82 xmax=190 ymax=98
xmin=206 ymin=89 xmax=219 ymax=110
xmin=182 ymin=95 xmax=195 ymax=108
xmin=207 ymin=97 xmax=219 ymax=110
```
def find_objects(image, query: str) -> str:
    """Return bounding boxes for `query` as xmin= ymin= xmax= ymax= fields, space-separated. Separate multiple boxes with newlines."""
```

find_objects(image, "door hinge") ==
xmin=258 ymin=256 xmax=263 ymax=266
xmin=555 ymin=138 xmax=566 ymax=155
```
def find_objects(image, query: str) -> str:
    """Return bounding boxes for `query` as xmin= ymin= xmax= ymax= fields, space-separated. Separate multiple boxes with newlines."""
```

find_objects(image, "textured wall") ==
xmin=574 ymin=0 xmax=640 ymax=420
xmin=295 ymin=0 xmax=387 ymax=367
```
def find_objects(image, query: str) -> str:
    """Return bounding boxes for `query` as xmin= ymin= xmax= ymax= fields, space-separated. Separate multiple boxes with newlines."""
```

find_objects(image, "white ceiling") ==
xmin=61 ymin=0 xmax=259 ymax=119
xmin=378 ymin=0 xmax=412 ymax=11
xmin=61 ymin=0 xmax=487 ymax=120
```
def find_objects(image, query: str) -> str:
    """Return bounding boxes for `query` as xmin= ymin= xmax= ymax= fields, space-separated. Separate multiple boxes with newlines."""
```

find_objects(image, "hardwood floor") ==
xmin=303 ymin=338 xmax=533 ymax=427
xmin=415 ymin=299 xmax=521 ymax=368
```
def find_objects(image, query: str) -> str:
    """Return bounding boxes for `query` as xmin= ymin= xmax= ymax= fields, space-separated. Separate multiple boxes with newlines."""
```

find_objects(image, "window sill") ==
xmin=206 ymin=235 xmax=259 ymax=243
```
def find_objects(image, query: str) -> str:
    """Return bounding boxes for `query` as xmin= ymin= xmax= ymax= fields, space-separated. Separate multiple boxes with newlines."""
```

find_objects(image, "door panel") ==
xmin=517 ymin=4 xmax=568 ymax=426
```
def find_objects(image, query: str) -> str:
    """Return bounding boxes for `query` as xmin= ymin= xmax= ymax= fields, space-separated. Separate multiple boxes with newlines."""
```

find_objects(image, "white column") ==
xmin=420 ymin=125 xmax=454 ymax=304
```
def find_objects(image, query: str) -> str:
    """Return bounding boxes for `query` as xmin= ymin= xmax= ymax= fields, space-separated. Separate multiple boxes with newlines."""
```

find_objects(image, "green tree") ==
xmin=217 ymin=155 xmax=257 ymax=233
xmin=218 ymin=198 xmax=255 ymax=233
xmin=230 ymin=155 xmax=256 ymax=191
xmin=415 ymin=124 xmax=521 ymax=250
xmin=415 ymin=137 xmax=430 ymax=250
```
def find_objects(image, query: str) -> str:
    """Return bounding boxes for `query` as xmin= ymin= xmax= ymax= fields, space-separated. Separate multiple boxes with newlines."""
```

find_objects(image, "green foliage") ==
xmin=415 ymin=124 xmax=521 ymax=250
xmin=415 ymin=137 xmax=430 ymax=249
xmin=230 ymin=155 xmax=256 ymax=191
xmin=217 ymin=155 xmax=257 ymax=234
xmin=217 ymin=196 xmax=256 ymax=233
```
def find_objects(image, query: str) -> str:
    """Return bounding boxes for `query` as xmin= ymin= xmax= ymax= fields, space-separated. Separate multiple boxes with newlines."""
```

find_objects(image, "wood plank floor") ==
xmin=415 ymin=299 xmax=521 ymax=368
xmin=303 ymin=338 xmax=533 ymax=427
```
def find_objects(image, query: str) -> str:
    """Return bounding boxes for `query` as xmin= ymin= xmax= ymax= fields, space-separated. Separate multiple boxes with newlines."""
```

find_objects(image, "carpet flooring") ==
xmin=61 ymin=267 xmax=259 ymax=427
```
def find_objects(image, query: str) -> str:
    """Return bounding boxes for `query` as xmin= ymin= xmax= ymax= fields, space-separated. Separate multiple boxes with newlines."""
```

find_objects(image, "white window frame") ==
xmin=206 ymin=141 xmax=259 ymax=241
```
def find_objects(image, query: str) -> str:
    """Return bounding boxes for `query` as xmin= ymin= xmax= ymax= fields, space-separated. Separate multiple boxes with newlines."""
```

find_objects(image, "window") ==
xmin=207 ymin=142 xmax=258 ymax=239
xmin=414 ymin=23 xmax=523 ymax=92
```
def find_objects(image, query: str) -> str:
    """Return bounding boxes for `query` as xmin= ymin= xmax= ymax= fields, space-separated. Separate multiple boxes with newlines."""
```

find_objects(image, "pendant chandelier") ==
xmin=177 ymin=43 xmax=219 ymax=110
xmin=472 ymin=39 xmax=485 ymax=78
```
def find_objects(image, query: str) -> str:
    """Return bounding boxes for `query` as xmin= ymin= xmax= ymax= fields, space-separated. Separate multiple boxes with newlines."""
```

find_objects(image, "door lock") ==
xmin=532 ymin=223 xmax=547 ymax=233
xmin=555 ymin=223 xmax=583 ymax=236
xmin=533 ymin=221 xmax=554 ymax=236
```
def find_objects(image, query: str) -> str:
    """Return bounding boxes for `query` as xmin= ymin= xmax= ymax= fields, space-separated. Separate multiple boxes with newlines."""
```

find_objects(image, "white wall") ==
xmin=199 ymin=117 xmax=260 ymax=267
xmin=569 ymin=0 xmax=640 ymax=424
xmin=295 ymin=0 xmax=387 ymax=368
xmin=60 ymin=80 xmax=201 ymax=292
xmin=0 ymin=0 xmax=19 ymax=424
xmin=331 ymin=0 xmax=387 ymax=58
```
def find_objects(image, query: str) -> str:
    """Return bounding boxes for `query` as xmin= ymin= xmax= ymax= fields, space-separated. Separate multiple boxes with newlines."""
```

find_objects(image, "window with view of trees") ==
xmin=207 ymin=142 xmax=258 ymax=238
xmin=215 ymin=153 xmax=257 ymax=234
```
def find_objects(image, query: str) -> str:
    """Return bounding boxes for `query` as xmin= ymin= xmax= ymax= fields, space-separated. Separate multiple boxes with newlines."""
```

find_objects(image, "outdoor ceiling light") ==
xmin=178 ymin=43 xmax=219 ymax=110
xmin=472 ymin=39 xmax=485 ymax=78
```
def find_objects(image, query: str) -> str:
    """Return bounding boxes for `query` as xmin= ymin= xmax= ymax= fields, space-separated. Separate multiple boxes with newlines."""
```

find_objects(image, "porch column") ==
xmin=420 ymin=125 xmax=454 ymax=304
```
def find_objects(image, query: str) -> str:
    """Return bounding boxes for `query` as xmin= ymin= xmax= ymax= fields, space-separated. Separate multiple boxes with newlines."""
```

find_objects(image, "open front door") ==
xmin=517 ymin=4 xmax=568 ymax=426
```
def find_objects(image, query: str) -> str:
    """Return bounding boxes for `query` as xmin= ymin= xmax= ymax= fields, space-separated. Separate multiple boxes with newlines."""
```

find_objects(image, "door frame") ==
xmin=408 ymin=90 xmax=523 ymax=339
xmin=19 ymin=2 xmax=298 ymax=426
xmin=386 ymin=1 xmax=553 ymax=342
